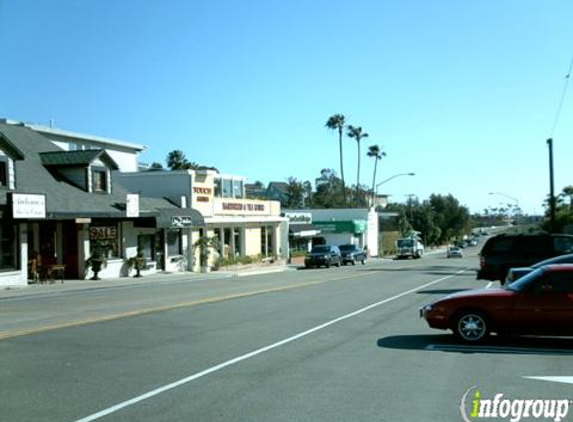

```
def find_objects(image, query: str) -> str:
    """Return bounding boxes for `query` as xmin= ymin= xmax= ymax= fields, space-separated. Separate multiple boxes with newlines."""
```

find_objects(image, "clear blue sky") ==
xmin=1 ymin=0 xmax=572 ymax=215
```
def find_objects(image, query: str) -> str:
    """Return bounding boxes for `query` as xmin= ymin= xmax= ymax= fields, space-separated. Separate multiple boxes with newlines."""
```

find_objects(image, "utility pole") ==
xmin=547 ymin=138 xmax=556 ymax=233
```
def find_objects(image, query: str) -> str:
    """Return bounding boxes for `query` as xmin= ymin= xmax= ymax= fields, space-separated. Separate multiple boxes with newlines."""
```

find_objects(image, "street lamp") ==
xmin=489 ymin=192 xmax=520 ymax=231
xmin=373 ymin=172 xmax=415 ymax=207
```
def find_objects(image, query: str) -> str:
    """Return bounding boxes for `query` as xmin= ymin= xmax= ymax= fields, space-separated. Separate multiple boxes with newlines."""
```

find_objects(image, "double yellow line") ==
xmin=0 ymin=271 xmax=371 ymax=340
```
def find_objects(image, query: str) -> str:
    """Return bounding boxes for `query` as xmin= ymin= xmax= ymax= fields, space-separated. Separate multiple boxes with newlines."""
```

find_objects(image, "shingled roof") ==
xmin=40 ymin=150 xmax=118 ymax=169
xmin=0 ymin=123 xmax=203 ymax=225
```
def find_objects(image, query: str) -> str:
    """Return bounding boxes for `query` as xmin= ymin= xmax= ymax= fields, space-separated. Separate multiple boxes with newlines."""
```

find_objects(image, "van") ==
xmin=477 ymin=234 xmax=573 ymax=281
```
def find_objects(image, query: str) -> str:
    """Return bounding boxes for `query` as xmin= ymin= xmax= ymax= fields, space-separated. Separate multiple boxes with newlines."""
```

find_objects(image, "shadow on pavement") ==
xmin=377 ymin=334 xmax=573 ymax=356
xmin=415 ymin=289 xmax=471 ymax=295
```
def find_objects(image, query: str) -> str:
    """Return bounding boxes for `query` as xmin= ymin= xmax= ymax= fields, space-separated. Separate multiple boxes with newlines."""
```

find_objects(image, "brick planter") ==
xmin=289 ymin=256 xmax=306 ymax=265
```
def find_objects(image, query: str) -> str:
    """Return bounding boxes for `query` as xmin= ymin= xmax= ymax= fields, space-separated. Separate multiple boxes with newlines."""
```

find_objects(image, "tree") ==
xmin=285 ymin=177 xmax=305 ymax=208
xmin=541 ymin=188 xmax=573 ymax=233
xmin=313 ymin=168 xmax=345 ymax=208
xmin=326 ymin=114 xmax=347 ymax=204
xmin=367 ymin=144 xmax=386 ymax=205
xmin=347 ymin=125 xmax=369 ymax=195
xmin=561 ymin=186 xmax=573 ymax=212
xmin=149 ymin=162 xmax=164 ymax=170
xmin=166 ymin=150 xmax=190 ymax=170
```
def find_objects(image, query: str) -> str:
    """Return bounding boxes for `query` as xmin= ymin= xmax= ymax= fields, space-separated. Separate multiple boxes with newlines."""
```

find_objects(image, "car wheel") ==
xmin=453 ymin=311 xmax=489 ymax=342
xmin=326 ymin=261 xmax=330 ymax=268
xmin=361 ymin=258 xmax=366 ymax=265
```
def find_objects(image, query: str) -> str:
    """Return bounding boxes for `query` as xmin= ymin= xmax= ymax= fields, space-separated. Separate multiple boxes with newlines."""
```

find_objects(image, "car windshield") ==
xmin=397 ymin=239 xmax=414 ymax=247
xmin=339 ymin=245 xmax=357 ymax=252
xmin=311 ymin=246 xmax=330 ymax=254
xmin=505 ymin=268 xmax=544 ymax=292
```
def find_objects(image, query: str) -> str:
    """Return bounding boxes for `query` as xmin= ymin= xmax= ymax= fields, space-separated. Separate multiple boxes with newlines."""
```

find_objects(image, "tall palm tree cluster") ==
xmin=325 ymin=114 xmax=386 ymax=206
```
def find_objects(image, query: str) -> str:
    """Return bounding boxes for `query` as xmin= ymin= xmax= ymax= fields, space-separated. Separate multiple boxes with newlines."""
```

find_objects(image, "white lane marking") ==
xmin=71 ymin=269 xmax=467 ymax=422
xmin=524 ymin=376 xmax=573 ymax=385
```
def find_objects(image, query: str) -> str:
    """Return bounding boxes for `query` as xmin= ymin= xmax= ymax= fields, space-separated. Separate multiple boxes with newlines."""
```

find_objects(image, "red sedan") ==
xmin=420 ymin=264 xmax=573 ymax=342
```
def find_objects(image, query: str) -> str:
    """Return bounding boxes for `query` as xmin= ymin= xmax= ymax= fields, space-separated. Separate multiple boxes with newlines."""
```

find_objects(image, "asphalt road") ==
xmin=2 ymin=247 xmax=573 ymax=422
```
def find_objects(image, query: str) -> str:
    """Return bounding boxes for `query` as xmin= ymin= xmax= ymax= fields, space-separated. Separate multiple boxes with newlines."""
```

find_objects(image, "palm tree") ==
xmin=325 ymin=114 xmax=347 ymax=205
xmin=367 ymin=144 xmax=386 ymax=205
xmin=347 ymin=125 xmax=369 ymax=195
xmin=166 ymin=150 xmax=190 ymax=170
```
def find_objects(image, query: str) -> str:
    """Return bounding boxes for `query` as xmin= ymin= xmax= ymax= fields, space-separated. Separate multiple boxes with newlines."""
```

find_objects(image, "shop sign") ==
xmin=193 ymin=186 xmax=213 ymax=204
xmin=283 ymin=212 xmax=312 ymax=225
xmin=11 ymin=193 xmax=46 ymax=219
xmin=171 ymin=216 xmax=194 ymax=228
xmin=222 ymin=202 xmax=265 ymax=212
xmin=313 ymin=220 xmax=367 ymax=234
xmin=89 ymin=226 xmax=117 ymax=241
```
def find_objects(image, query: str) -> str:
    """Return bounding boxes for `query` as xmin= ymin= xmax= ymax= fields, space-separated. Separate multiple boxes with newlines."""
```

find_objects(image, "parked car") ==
xmin=447 ymin=247 xmax=463 ymax=258
xmin=503 ymin=253 xmax=573 ymax=285
xmin=421 ymin=264 xmax=573 ymax=342
xmin=477 ymin=234 xmax=573 ymax=281
xmin=304 ymin=245 xmax=341 ymax=268
xmin=339 ymin=244 xmax=367 ymax=265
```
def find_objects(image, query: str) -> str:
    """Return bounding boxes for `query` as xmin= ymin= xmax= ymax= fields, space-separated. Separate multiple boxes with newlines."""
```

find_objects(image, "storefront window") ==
xmin=233 ymin=228 xmax=241 ymax=256
xmin=137 ymin=234 xmax=155 ymax=260
xmin=89 ymin=224 xmax=120 ymax=258
xmin=260 ymin=226 xmax=273 ymax=257
xmin=167 ymin=230 xmax=181 ymax=255
xmin=0 ymin=223 xmax=16 ymax=270
xmin=223 ymin=228 xmax=232 ymax=258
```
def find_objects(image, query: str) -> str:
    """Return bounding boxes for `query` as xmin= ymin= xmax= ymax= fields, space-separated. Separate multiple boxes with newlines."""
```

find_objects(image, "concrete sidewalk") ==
xmin=0 ymin=263 xmax=297 ymax=299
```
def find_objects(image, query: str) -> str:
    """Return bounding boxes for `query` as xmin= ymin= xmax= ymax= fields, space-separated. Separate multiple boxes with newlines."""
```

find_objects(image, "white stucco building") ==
xmin=116 ymin=169 xmax=289 ymax=268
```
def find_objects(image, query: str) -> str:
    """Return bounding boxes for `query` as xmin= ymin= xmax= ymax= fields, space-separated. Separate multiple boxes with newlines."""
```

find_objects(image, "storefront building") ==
xmin=0 ymin=122 xmax=202 ymax=286
xmin=116 ymin=169 xmax=289 ymax=269
xmin=282 ymin=212 xmax=321 ymax=253
xmin=283 ymin=208 xmax=379 ymax=257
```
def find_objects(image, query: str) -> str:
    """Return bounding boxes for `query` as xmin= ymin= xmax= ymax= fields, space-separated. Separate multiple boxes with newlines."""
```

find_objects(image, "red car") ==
xmin=420 ymin=264 xmax=573 ymax=342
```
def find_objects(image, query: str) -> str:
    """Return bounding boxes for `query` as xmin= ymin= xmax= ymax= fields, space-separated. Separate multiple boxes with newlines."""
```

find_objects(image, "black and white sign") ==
xmin=12 ymin=193 xmax=46 ymax=219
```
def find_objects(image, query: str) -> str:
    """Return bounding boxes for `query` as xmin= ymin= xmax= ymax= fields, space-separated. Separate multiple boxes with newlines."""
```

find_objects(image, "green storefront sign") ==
xmin=313 ymin=220 xmax=367 ymax=235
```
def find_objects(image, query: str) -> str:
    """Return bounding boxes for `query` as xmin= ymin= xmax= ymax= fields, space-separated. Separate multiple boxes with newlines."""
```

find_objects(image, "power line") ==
xmin=549 ymin=53 xmax=573 ymax=137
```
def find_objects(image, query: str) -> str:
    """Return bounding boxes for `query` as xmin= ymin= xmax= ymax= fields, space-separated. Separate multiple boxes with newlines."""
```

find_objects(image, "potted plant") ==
xmin=127 ymin=247 xmax=147 ymax=278
xmin=193 ymin=236 xmax=219 ymax=273
xmin=86 ymin=242 xmax=107 ymax=280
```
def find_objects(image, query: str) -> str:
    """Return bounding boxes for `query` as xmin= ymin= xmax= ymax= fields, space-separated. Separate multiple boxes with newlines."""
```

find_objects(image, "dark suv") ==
xmin=305 ymin=245 xmax=341 ymax=268
xmin=339 ymin=244 xmax=367 ymax=265
xmin=477 ymin=234 xmax=573 ymax=281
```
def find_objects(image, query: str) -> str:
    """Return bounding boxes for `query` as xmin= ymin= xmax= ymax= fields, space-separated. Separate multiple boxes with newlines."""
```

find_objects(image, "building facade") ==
xmin=116 ymin=170 xmax=289 ymax=269
xmin=0 ymin=122 xmax=202 ymax=286
xmin=283 ymin=208 xmax=379 ymax=257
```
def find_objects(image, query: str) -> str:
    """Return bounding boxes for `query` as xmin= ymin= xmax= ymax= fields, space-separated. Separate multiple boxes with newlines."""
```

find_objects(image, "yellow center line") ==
xmin=0 ymin=271 xmax=373 ymax=340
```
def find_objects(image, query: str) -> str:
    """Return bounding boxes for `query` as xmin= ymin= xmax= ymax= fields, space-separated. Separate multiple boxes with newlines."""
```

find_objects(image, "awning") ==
xmin=149 ymin=208 xmax=205 ymax=229
xmin=289 ymin=223 xmax=321 ymax=238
